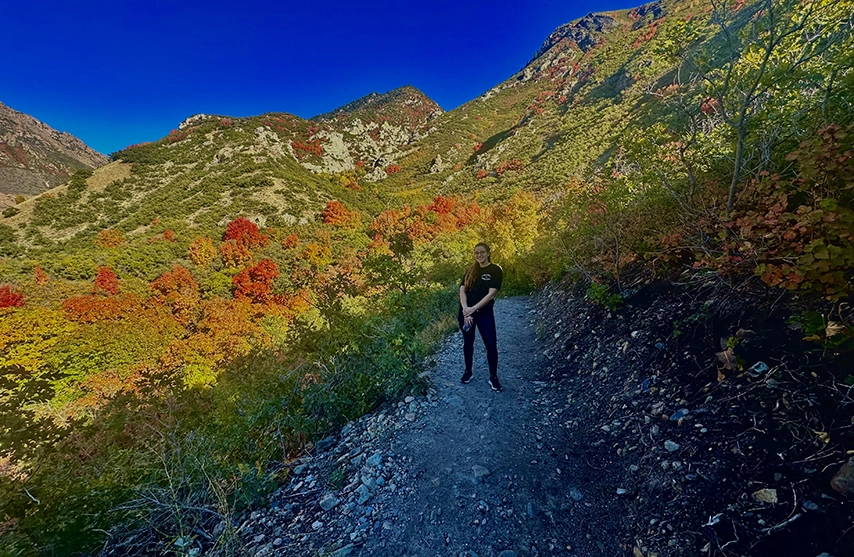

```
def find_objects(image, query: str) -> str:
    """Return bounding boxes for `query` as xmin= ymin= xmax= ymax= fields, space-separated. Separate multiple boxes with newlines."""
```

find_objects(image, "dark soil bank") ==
xmin=239 ymin=281 xmax=854 ymax=557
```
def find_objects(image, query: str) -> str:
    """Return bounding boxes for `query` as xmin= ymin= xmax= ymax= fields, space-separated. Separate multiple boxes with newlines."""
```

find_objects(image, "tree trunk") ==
xmin=727 ymin=125 xmax=746 ymax=216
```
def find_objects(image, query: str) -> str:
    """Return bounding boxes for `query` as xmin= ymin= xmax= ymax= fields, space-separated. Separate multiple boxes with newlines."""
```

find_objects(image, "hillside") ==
xmin=0 ymin=101 xmax=107 ymax=206
xmin=0 ymin=0 xmax=696 ymax=249
xmin=1 ymin=0 xmax=852 ymax=555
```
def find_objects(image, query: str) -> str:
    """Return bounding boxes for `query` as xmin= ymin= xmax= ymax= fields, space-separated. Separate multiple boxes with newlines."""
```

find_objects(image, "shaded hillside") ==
xmin=0 ymin=102 xmax=106 ymax=203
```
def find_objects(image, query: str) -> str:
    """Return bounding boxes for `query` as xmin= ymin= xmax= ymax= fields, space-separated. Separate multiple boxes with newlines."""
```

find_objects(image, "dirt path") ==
xmin=242 ymin=296 xmax=624 ymax=557
xmin=242 ymin=283 xmax=854 ymax=557
xmin=363 ymin=296 xmax=601 ymax=557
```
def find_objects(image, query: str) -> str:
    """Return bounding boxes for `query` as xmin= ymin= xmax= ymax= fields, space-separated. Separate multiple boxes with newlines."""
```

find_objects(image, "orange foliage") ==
xmin=0 ymin=285 xmax=24 ymax=308
xmin=371 ymin=197 xmax=481 ymax=246
xmin=282 ymin=233 xmax=300 ymax=249
xmin=429 ymin=195 xmax=456 ymax=215
xmin=163 ymin=230 xmax=175 ymax=242
xmin=63 ymin=293 xmax=145 ymax=323
xmin=343 ymin=175 xmax=362 ymax=190
xmin=632 ymin=21 xmax=660 ymax=47
xmin=271 ymin=290 xmax=312 ymax=317
xmin=219 ymin=239 xmax=252 ymax=268
xmin=385 ymin=164 xmax=401 ymax=174
xmin=292 ymin=138 xmax=323 ymax=158
xmin=150 ymin=266 xmax=200 ymax=324
xmin=33 ymin=266 xmax=49 ymax=286
xmin=700 ymin=97 xmax=719 ymax=115
xmin=159 ymin=298 xmax=270 ymax=375
xmin=233 ymin=259 xmax=279 ymax=303
xmin=322 ymin=200 xmax=361 ymax=227
xmin=223 ymin=217 xmax=269 ymax=249
xmin=694 ymin=125 xmax=854 ymax=298
xmin=495 ymin=159 xmax=525 ymax=176
xmin=188 ymin=236 xmax=217 ymax=266
xmin=95 ymin=229 xmax=126 ymax=248
xmin=94 ymin=266 xmax=120 ymax=295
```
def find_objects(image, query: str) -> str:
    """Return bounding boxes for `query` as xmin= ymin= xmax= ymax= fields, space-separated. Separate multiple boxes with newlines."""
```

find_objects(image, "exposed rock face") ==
xmin=303 ymin=86 xmax=443 ymax=178
xmin=629 ymin=1 xmax=665 ymax=29
xmin=531 ymin=12 xmax=618 ymax=60
xmin=179 ymin=113 xmax=215 ymax=130
xmin=0 ymin=101 xmax=107 ymax=197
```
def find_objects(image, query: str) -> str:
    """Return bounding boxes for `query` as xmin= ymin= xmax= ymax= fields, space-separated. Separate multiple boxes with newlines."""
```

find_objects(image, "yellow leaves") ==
xmin=0 ymin=307 xmax=75 ymax=373
xmin=483 ymin=190 xmax=542 ymax=262
xmin=814 ymin=430 xmax=831 ymax=444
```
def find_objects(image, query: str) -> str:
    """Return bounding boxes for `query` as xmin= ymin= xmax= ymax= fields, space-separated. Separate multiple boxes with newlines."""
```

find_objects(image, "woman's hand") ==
xmin=462 ymin=306 xmax=476 ymax=318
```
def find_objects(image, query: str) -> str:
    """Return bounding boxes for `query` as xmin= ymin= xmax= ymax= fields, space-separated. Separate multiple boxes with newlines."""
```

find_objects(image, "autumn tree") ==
xmin=62 ymin=293 xmax=145 ymax=323
xmin=33 ymin=266 xmax=49 ymax=286
xmin=223 ymin=217 xmax=269 ymax=250
xmin=94 ymin=266 xmax=120 ymax=295
xmin=233 ymin=259 xmax=280 ymax=303
xmin=219 ymin=240 xmax=252 ymax=268
xmin=282 ymin=233 xmax=299 ymax=249
xmin=95 ymin=229 xmax=126 ymax=248
xmin=188 ymin=236 xmax=217 ymax=266
xmin=695 ymin=0 xmax=854 ymax=214
xmin=150 ymin=266 xmax=200 ymax=324
xmin=0 ymin=285 xmax=24 ymax=308
xmin=322 ymin=200 xmax=361 ymax=228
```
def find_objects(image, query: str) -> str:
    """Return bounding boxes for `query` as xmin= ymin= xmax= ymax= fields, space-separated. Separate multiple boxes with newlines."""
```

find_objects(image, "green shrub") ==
xmin=586 ymin=281 xmax=623 ymax=312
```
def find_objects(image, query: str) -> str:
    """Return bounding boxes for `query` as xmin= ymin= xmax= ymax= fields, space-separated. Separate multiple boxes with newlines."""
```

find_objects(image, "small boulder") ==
xmin=752 ymin=488 xmax=778 ymax=504
xmin=320 ymin=494 xmax=340 ymax=511
xmin=472 ymin=465 xmax=491 ymax=480
xmin=366 ymin=452 xmax=382 ymax=467
xmin=315 ymin=436 xmax=336 ymax=452
xmin=831 ymin=457 xmax=854 ymax=497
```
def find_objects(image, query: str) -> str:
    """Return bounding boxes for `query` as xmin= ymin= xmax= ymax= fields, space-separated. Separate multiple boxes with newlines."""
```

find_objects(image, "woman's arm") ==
xmin=459 ymin=285 xmax=469 ymax=309
xmin=462 ymin=287 xmax=498 ymax=317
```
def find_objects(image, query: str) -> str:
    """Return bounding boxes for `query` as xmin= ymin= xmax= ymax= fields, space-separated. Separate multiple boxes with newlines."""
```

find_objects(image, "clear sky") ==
xmin=1 ymin=0 xmax=639 ymax=155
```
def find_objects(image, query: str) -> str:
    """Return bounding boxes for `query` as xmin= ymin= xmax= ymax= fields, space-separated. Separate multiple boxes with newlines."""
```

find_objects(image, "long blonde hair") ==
xmin=463 ymin=243 xmax=491 ymax=291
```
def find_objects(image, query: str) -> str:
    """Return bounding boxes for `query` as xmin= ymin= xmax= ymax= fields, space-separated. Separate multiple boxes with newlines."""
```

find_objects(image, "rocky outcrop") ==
xmin=629 ymin=1 xmax=665 ymax=29
xmin=0 ymin=101 xmax=107 ymax=196
xmin=299 ymin=86 xmax=443 ymax=179
xmin=531 ymin=13 xmax=617 ymax=60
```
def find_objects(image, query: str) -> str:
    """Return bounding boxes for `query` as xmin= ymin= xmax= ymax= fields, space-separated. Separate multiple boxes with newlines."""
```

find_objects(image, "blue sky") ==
xmin=1 ymin=1 xmax=638 ymax=154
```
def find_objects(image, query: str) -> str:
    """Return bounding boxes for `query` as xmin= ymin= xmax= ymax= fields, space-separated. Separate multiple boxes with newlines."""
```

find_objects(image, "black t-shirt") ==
xmin=461 ymin=263 xmax=503 ymax=311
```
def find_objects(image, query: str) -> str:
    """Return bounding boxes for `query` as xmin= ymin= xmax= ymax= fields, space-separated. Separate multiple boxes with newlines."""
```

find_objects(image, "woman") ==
xmin=458 ymin=242 xmax=503 ymax=391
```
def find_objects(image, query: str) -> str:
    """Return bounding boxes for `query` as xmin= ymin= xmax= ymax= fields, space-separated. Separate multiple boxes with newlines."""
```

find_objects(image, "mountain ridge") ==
xmin=0 ymin=101 xmax=107 ymax=202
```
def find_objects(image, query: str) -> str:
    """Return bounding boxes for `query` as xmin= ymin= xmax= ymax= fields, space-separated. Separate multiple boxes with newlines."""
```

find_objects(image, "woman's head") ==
xmin=464 ymin=242 xmax=491 ymax=291
xmin=473 ymin=243 xmax=491 ymax=265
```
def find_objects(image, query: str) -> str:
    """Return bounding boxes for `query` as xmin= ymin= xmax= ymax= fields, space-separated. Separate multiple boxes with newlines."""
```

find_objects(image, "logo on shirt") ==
xmin=481 ymin=274 xmax=492 ymax=281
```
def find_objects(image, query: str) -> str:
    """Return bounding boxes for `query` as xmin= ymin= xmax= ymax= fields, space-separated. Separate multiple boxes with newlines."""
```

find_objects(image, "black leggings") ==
xmin=458 ymin=308 xmax=498 ymax=378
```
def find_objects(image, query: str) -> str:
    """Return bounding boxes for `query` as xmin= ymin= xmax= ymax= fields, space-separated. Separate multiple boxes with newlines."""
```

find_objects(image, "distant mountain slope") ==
xmin=0 ymin=0 xmax=685 ymax=245
xmin=312 ymin=85 xmax=444 ymax=178
xmin=0 ymin=102 xmax=107 ymax=201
